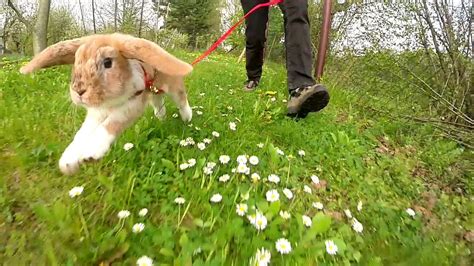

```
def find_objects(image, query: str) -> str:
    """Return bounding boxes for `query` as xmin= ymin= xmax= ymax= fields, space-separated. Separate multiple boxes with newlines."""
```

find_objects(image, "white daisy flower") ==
xmin=253 ymin=212 xmax=268 ymax=230
xmin=231 ymin=168 xmax=236 ymax=173
xmin=251 ymin=173 xmax=261 ymax=183
xmin=179 ymin=140 xmax=188 ymax=146
xmin=236 ymin=203 xmax=248 ymax=216
xmin=212 ymin=131 xmax=220 ymax=137
xmin=68 ymin=186 xmax=84 ymax=198
xmin=123 ymin=143 xmax=134 ymax=151
xmin=218 ymin=174 xmax=230 ymax=183
xmin=227 ymin=106 xmax=233 ymax=110
xmin=210 ymin=193 xmax=222 ymax=203
xmin=172 ymin=113 xmax=179 ymax=118
xmin=187 ymin=158 xmax=196 ymax=167
xmin=249 ymin=156 xmax=259 ymax=165
xmin=279 ymin=210 xmax=291 ymax=220
xmin=352 ymin=219 xmax=363 ymax=233
xmin=282 ymin=188 xmax=293 ymax=200
xmin=136 ymin=255 xmax=153 ymax=266
xmin=302 ymin=215 xmax=312 ymax=227
xmin=174 ymin=197 xmax=185 ymax=205
xmin=196 ymin=110 xmax=203 ymax=115
xmin=257 ymin=143 xmax=264 ymax=148
xmin=325 ymin=240 xmax=338 ymax=255
xmin=253 ymin=247 xmax=271 ymax=266
xmin=270 ymin=97 xmax=276 ymax=102
xmin=357 ymin=201 xmax=363 ymax=212
xmin=236 ymin=163 xmax=249 ymax=175
xmin=313 ymin=202 xmax=324 ymax=210
xmin=132 ymin=223 xmax=145 ymax=233
xmin=344 ymin=209 xmax=352 ymax=219
xmin=268 ymin=174 xmax=280 ymax=184
xmin=275 ymin=238 xmax=292 ymax=254
xmin=206 ymin=162 xmax=217 ymax=169
xmin=185 ymin=137 xmax=195 ymax=145
xmin=276 ymin=148 xmax=284 ymax=155
xmin=298 ymin=150 xmax=305 ymax=156
xmin=138 ymin=208 xmax=148 ymax=217
xmin=197 ymin=142 xmax=206 ymax=150
xmin=265 ymin=189 xmax=280 ymax=202
xmin=195 ymin=127 xmax=201 ymax=131
xmin=237 ymin=155 xmax=248 ymax=164
xmin=179 ymin=163 xmax=189 ymax=170
xmin=247 ymin=214 xmax=256 ymax=225
xmin=203 ymin=138 xmax=212 ymax=144
xmin=203 ymin=166 xmax=213 ymax=175
xmin=229 ymin=122 xmax=237 ymax=131
xmin=406 ymin=208 xmax=416 ymax=217
xmin=117 ymin=210 xmax=131 ymax=219
xmin=219 ymin=155 xmax=231 ymax=164
xmin=303 ymin=185 xmax=312 ymax=194
xmin=310 ymin=175 xmax=320 ymax=184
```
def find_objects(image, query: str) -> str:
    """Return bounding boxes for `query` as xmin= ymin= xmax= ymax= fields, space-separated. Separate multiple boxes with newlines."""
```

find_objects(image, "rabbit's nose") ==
xmin=76 ymin=89 xmax=86 ymax=96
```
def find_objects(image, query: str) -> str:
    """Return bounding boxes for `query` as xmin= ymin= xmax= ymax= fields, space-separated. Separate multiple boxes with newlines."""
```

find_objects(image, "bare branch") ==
xmin=6 ymin=0 xmax=31 ymax=27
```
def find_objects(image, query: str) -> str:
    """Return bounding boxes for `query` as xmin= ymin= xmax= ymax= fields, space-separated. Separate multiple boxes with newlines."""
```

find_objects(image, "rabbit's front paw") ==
xmin=59 ymin=144 xmax=81 ymax=175
xmin=78 ymin=127 xmax=114 ymax=162
xmin=180 ymin=105 xmax=192 ymax=122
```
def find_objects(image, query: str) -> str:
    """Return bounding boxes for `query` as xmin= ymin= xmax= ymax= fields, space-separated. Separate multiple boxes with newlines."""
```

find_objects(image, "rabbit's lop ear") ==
xmin=20 ymin=37 xmax=87 ymax=74
xmin=116 ymin=34 xmax=193 ymax=76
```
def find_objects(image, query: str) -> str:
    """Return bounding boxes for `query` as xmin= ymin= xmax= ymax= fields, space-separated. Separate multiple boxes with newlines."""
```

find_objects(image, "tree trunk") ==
xmin=79 ymin=0 xmax=87 ymax=34
xmin=114 ymin=0 xmax=118 ymax=31
xmin=33 ymin=0 xmax=51 ymax=54
xmin=92 ymin=0 xmax=97 ymax=33
xmin=138 ymin=0 xmax=145 ymax=37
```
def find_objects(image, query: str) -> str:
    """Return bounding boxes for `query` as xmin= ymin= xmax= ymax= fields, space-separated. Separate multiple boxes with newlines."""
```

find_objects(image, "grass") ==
xmin=0 ymin=53 xmax=472 ymax=265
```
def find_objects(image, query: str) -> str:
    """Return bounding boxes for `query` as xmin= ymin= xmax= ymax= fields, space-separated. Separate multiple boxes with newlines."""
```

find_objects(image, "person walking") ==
xmin=241 ymin=0 xmax=329 ymax=118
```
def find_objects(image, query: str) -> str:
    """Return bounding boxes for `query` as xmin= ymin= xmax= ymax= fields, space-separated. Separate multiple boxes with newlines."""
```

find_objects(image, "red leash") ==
xmin=191 ymin=0 xmax=283 ymax=66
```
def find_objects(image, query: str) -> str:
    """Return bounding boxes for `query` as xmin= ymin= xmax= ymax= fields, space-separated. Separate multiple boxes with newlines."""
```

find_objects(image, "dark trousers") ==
xmin=241 ymin=0 xmax=315 ymax=91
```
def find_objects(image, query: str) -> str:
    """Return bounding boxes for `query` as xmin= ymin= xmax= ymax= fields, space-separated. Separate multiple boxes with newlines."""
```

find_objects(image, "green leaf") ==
xmin=312 ymin=213 xmax=332 ymax=234
xmin=194 ymin=218 xmax=204 ymax=227
xmin=159 ymin=248 xmax=175 ymax=257
xmin=353 ymin=251 xmax=362 ymax=262
xmin=267 ymin=201 xmax=280 ymax=218
xmin=256 ymin=200 xmax=269 ymax=213
xmin=161 ymin=158 xmax=175 ymax=171
xmin=332 ymin=238 xmax=347 ymax=253
xmin=179 ymin=233 xmax=189 ymax=247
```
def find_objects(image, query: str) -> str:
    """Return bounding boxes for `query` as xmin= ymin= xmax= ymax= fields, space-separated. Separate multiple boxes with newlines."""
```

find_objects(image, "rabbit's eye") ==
xmin=103 ymin=58 xmax=112 ymax=69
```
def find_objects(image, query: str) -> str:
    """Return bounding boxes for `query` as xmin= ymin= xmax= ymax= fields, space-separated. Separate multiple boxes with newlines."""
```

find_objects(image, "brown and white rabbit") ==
xmin=20 ymin=33 xmax=193 ymax=175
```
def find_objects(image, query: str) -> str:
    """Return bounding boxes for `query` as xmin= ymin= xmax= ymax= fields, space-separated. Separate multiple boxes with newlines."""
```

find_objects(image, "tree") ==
xmin=47 ymin=7 xmax=81 ymax=45
xmin=7 ymin=0 xmax=51 ymax=54
xmin=167 ymin=0 xmax=221 ymax=48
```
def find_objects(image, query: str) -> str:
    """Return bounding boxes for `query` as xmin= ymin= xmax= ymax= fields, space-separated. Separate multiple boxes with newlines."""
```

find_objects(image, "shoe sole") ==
xmin=287 ymin=85 xmax=330 ymax=118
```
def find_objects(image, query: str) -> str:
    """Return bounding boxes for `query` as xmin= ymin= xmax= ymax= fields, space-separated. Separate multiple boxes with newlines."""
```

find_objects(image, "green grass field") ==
xmin=1 ymin=53 xmax=472 ymax=265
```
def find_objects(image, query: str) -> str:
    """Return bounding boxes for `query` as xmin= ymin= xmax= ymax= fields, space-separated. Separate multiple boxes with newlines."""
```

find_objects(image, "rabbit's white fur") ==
xmin=21 ymin=34 xmax=193 ymax=175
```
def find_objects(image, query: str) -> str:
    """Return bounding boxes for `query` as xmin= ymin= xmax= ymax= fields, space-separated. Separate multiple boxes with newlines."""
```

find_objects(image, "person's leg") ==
xmin=241 ymin=0 xmax=269 ymax=89
xmin=279 ymin=0 xmax=314 ymax=90
xmin=280 ymin=0 xmax=329 ymax=117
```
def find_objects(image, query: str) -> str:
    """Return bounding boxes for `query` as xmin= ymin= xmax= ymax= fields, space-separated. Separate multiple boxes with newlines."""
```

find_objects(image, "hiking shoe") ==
xmin=287 ymin=84 xmax=330 ymax=118
xmin=243 ymin=80 xmax=259 ymax=91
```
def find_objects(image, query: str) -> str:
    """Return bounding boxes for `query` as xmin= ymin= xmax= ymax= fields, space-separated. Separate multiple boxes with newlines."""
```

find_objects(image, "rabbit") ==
xmin=20 ymin=33 xmax=194 ymax=175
